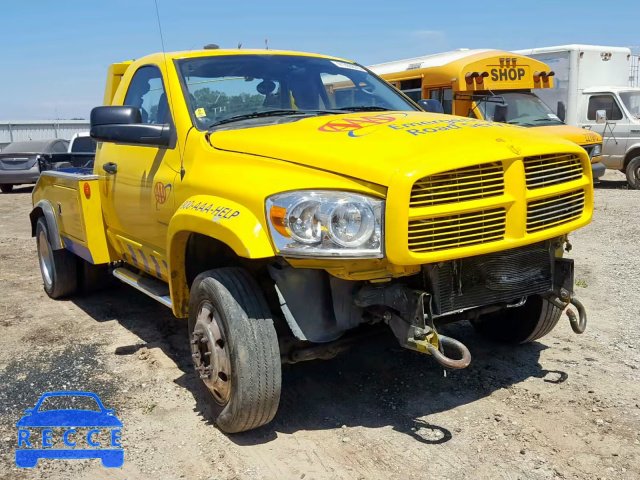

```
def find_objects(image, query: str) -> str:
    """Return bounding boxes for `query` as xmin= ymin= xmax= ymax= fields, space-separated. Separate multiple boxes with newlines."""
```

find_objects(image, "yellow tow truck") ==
xmin=31 ymin=48 xmax=590 ymax=433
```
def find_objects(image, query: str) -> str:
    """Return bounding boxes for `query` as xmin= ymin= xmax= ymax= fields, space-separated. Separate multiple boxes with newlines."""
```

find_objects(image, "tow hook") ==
xmin=394 ymin=321 xmax=472 ymax=370
xmin=566 ymin=297 xmax=587 ymax=334
xmin=410 ymin=332 xmax=472 ymax=370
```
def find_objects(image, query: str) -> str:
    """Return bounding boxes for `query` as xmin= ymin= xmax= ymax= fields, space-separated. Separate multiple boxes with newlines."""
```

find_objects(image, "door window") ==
xmin=427 ymin=88 xmax=453 ymax=114
xmin=587 ymin=95 xmax=623 ymax=121
xmin=124 ymin=66 xmax=170 ymax=124
xmin=399 ymin=78 xmax=422 ymax=102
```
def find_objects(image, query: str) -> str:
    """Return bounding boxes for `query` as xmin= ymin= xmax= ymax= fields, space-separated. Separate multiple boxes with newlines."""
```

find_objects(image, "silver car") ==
xmin=0 ymin=139 xmax=69 ymax=193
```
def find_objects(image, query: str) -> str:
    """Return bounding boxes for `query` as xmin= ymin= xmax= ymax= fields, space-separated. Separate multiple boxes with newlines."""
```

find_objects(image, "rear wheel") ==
xmin=625 ymin=156 xmax=640 ymax=189
xmin=0 ymin=184 xmax=14 ymax=193
xmin=188 ymin=267 xmax=281 ymax=433
xmin=472 ymin=295 xmax=562 ymax=344
xmin=36 ymin=217 xmax=78 ymax=298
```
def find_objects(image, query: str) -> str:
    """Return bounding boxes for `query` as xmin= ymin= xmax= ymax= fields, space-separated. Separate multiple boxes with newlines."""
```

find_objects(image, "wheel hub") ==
xmin=190 ymin=300 xmax=231 ymax=405
xmin=37 ymin=230 xmax=53 ymax=289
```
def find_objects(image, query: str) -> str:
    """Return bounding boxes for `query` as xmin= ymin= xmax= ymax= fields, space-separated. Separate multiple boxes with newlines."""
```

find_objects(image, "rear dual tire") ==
xmin=36 ymin=217 xmax=78 ymax=298
xmin=36 ymin=217 xmax=110 ymax=298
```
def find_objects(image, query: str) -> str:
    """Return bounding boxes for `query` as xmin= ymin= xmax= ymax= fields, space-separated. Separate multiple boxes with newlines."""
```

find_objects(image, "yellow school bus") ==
xmin=370 ymin=49 xmax=605 ymax=179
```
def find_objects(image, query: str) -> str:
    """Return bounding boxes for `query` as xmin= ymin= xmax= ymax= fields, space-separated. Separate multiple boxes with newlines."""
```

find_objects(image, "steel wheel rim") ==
xmin=37 ymin=230 xmax=53 ymax=289
xmin=190 ymin=300 xmax=231 ymax=405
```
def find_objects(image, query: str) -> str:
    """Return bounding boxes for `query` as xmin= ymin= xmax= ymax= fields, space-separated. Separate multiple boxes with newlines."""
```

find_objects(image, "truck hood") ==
xmin=207 ymin=111 xmax=581 ymax=186
xmin=535 ymin=124 xmax=602 ymax=147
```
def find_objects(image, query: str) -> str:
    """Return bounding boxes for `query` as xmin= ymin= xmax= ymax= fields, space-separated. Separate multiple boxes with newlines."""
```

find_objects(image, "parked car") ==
xmin=0 ymin=139 xmax=69 ymax=193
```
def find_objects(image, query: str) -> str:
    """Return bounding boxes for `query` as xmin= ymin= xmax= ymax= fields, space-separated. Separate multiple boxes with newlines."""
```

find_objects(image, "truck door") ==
xmin=99 ymin=65 xmax=181 ymax=272
xmin=582 ymin=94 xmax=629 ymax=169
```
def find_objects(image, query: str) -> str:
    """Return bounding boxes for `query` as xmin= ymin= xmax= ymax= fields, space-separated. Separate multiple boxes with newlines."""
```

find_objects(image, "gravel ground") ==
xmin=0 ymin=170 xmax=638 ymax=480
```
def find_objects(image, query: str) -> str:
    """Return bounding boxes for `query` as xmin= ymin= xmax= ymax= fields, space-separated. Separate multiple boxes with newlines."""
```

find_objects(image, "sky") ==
xmin=0 ymin=0 xmax=638 ymax=120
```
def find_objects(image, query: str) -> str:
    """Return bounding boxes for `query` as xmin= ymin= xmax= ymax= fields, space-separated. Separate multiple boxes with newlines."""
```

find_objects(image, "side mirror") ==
xmin=595 ymin=109 xmax=607 ymax=124
xmin=418 ymin=99 xmax=444 ymax=114
xmin=493 ymin=104 xmax=509 ymax=123
xmin=557 ymin=101 xmax=566 ymax=122
xmin=90 ymin=106 xmax=172 ymax=147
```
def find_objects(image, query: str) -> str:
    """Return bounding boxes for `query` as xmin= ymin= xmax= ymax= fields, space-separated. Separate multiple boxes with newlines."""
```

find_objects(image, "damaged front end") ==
xmin=272 ymin=239 xmax=586 ymax=368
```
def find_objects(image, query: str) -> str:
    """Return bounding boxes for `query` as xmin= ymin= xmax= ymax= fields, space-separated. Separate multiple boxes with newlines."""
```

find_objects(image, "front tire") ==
xmin=188 ymin=267 xmax=281 ymax=433
xmin=625 ymin=156 xmax=640 ymax=189
xmin=0 ymin=184 xmax=14 ymax=193
xmin=36 ymin=217 xmax=78 ymax=298
xmin=473 ymin=295 xmax=562 ymax=344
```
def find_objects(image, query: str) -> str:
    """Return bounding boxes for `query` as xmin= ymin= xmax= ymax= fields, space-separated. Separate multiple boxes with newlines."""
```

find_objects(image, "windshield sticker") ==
xmin=330 ymin=61 xmax=366 ymax=72
xmin=318 ymin=113 xmax=408 ymax=137
xmin=548 ymin=113 xmax=560 ymax=120
xmin=195 ymin=108 xmax=207 ymax=118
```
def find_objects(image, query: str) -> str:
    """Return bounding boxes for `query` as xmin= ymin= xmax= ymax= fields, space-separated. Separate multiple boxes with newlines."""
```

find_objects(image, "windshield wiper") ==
xmin=533 ymin=118 xmax=561 ymax=123
xmin=335 ymin=106 xmax=392 ymax=112
xmin=208 ymin=109 xmax=338 ymax=128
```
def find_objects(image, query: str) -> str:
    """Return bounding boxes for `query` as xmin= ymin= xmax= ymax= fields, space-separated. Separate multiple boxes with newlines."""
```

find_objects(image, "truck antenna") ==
xmin=154 ymin=0 xmax=186 ymax=179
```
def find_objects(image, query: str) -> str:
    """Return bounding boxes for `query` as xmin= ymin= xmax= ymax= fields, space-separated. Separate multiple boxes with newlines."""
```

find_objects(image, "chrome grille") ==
xmin=408 ymin=208 xmax=506 ymax=253
xmin=524 ymin=153 xmax=582 ymax=189
xmin=527 ymin=190 xmax=585 ymax=233
xmin=410 ymin=162 xmax=504 ymax=208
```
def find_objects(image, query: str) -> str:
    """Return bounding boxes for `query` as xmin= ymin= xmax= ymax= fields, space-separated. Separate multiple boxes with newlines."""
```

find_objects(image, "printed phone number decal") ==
xmin=180 ymin=200 xmax=241 ymax=220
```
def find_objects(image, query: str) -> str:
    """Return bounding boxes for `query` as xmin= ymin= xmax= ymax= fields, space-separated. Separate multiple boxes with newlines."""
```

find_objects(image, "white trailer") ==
xmin=516 ymin=45 xmax=640 ymax=188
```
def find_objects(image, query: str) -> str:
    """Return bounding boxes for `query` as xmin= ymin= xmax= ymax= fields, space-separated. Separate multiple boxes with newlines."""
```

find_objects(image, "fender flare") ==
xmin=30 ymin=200 xmax=63 ymax=250
xmin=624 ymin=144 xmax=640 ymax=168
xmin=166 ymin=195 xmax=275 ymax=317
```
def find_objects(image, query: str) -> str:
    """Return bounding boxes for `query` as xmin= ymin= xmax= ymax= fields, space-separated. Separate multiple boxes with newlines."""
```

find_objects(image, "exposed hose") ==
xmin=426 ymin=335 xmax=472 ymax=369
xmin=566 ymin=297 xmax=587 ymax=334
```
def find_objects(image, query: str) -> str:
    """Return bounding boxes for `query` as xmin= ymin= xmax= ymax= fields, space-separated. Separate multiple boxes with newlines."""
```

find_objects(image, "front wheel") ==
xmin=0 ymin=184 xmax=14 ymax=193
xmin=472 ymin=295 xmax=562 ymax=344
xmin=188 ymin=267 xmax=281 ymax=433
xmin=625 ymin=156 xmax=640 ymax=190
xmin=36 ymin=217 xmax=78 ymax=298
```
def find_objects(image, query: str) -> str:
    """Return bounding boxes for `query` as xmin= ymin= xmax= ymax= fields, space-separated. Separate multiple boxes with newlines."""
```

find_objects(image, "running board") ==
xmin=112 ymin=267 xmax=172 ymax=309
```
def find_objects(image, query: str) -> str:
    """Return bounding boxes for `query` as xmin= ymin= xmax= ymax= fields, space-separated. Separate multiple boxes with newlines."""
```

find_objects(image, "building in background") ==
xmin=0 ymin=120 xmax=90 ymax=150
xmin=630 ymin=48 xmax=640 ymax=87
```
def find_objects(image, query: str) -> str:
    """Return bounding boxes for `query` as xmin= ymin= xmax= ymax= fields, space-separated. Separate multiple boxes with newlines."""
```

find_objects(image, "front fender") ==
xmin=167 ymin=195 xmax=275 ymax=317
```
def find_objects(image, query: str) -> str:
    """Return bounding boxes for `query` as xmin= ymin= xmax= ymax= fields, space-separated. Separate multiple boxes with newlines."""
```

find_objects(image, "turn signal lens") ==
xmin=269 ymin=205 xmax=289 ymax=237
xmin=83 ymin=182 xmax=91 ymax=198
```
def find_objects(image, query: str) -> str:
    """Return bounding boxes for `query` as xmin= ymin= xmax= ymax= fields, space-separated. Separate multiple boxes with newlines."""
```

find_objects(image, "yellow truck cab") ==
xmin=31 ymin=48 xmax=591 ymax=433
xmin=369 ymin=49 xmax=606 ymax=181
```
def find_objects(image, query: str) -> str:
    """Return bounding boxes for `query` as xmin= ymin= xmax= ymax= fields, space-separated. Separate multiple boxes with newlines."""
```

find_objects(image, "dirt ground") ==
xmin=0 ymin=171 xmax=638 ymax=480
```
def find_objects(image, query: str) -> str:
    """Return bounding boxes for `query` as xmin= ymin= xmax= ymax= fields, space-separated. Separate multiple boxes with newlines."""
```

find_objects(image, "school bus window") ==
xmin=398 ymin=78 xmax=422 ymax=102
xmin=429 ymin=89 xmax=439 ymax=100
xmin=399 ymin=79 xmax=421 ymax=90
xmin=442 ymin=88 xmax=453 ymax=114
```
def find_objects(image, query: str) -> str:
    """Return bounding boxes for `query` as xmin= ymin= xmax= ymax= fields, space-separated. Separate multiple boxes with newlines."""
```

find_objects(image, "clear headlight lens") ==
xmin=590 ymin=143 xmax=602 ymax=158
xmin=266 ymin=191 xmax=384 ymax=258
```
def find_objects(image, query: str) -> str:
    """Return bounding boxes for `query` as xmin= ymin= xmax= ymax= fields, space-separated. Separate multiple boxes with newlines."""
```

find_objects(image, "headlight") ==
xmin=266 ymin=191 xmax=384 ymax=258
xmin=590 ymin=143 xmax=602 ymax=158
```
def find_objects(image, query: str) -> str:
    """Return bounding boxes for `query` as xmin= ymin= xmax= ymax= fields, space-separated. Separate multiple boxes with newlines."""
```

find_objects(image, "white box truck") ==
xmin=516 ymin=45 xmax=640 ymax=188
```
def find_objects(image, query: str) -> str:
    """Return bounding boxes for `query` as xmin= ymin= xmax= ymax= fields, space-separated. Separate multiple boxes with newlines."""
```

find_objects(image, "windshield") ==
xmin=619 ymin=91 xmax=640 ymax=118
xmin=476 ymin=92 xmax=563 ymax=127
xmin=177 ymin=54 xmax=418 ymax=129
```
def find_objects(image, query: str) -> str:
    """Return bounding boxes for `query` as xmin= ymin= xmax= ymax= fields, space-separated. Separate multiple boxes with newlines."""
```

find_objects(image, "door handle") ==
xmin=103 ymin=162 xmax=118 ymax=174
